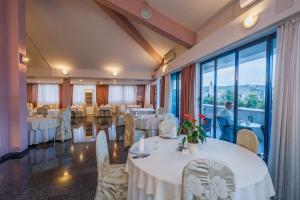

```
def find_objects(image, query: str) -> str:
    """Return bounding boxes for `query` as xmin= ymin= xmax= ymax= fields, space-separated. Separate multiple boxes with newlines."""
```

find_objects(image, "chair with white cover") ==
xmin=159 ymin=119 xmax=178 ymax=138
xmin=144 ymin=104 xmax=153 ymax=109
xmin=157 ymin=107 xmax=166 ymax=115
xmin=37 ymin=106 xmax=48 ymax=116
xmin=95 ymin=131 xmax=128 ymax=200
xmin=115 ymin=106 xmax=125 ymax=126
xmin=236 ymin=129 xmax=259 ymax=154
xmin=56 ymin=109 xmax=72 ymax=142
xmin=163 ymin=113 xmax=175 ymax=120
xmin=182 ymin=159 xmax=236 ymax=200
xmin=124 ymin=113 xmax=145 ymax=147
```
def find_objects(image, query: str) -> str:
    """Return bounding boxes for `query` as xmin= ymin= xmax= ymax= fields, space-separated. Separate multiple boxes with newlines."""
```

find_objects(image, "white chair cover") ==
xmin=157 ymin=107 xmax=166 ymax=115
xmin=159 ymin=119 xmax=177 ymax=138
xmin=56 ymin=109 xmax=72 ymax=141
xmin=164 ymin=113 xmax=175 ymax=120
xmin=183 ymin=159 xmax=236 ymax=200
xmin=95 ymin=131 xmax=128 ymax=200
xmin=124 ymin=113 xmax=145 ymax=147
xmin=36 ymin=106 xmax=47 ymax=116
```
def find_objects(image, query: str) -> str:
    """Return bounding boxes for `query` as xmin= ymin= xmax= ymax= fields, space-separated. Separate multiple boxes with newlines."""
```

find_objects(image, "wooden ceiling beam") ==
xmin=98 ymin=4 xmax=163 ymax=65
xmin=95 ymin=0 xmax=196 ymax=48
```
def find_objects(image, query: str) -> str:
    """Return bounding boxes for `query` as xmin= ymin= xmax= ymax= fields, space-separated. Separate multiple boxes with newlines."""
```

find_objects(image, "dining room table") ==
xmin=238 ymin=121 xmax=264 ymax=143
xmin=27 ymin=115 xmax=59 ymax=145
xmin=134 ymin=114 xmax=164 ymax=137
xmin=126 ymin=136 xmax=275 ymax=200
xmin=47 ymin=109 xmax=61 ymax=118
xmin=130 ymin=108 xmax=155 ymax=116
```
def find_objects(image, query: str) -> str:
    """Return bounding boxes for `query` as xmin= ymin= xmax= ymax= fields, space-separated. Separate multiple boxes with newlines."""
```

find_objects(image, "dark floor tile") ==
xmin=0 ymin=116 xmax=127 ymax=200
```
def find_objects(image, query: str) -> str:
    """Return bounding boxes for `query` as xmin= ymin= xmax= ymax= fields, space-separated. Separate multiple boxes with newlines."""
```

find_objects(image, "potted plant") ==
xmin=178 ymin=114 xmax=207 ymax=153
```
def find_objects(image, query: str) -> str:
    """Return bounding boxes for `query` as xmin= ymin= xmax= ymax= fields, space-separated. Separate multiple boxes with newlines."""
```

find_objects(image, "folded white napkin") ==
xmin=138 ymin=137 xmax=145 ymax=152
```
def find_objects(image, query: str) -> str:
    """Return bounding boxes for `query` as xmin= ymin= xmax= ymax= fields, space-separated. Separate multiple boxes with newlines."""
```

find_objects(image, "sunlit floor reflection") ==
xmin=0 ymin=116 xmax=127 ymax=199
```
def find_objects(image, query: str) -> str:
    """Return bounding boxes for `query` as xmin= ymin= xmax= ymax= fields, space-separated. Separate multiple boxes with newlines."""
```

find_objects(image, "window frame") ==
xmin=171 ymin=71 xmax=181 ymax=118
xmin=199 ymin=33 xmax=276 ymax=162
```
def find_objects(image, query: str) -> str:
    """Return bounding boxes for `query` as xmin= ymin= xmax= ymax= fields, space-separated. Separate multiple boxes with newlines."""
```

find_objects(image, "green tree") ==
xmin=243 ymin=94 xmax=265 ymax=109
xmin=203 ymin=94 xmax=213 ymax=104
xmin=218 ymin=89 xmax=234 ymax=106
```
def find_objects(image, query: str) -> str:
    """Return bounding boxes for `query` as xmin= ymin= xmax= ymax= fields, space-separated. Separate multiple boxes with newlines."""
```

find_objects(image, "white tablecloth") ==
xmin=134 ymin=115 xmax=164 ymax=130
xmin=27 ymin=116 xmax=59 ymax=145
xmin=47 ymin=109 xmax=61 ymax=118
xmin=126 ymin=136 xmax=275 ymax=200
xmin=130 ymin=108 xmax=155 ymax=116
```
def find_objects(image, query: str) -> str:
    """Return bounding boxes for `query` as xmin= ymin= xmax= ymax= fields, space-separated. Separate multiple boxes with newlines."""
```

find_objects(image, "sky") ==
xmin=203 ymin=57 xmax=268 ymax=86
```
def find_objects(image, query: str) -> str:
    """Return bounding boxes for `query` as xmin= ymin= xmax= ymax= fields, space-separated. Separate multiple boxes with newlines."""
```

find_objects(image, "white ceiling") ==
xmin=146 ymin=0 xmax=234 ymax=31
xmin=26 ymin=0 xmax=177 ymax=79
xmin=26 ymin=0 xmax=234 ymax=79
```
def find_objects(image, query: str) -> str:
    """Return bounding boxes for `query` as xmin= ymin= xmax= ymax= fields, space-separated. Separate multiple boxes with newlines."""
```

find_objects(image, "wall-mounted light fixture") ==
xmin=243 ymin=13 xmax=259 ymax=29
xmin=19 ymin=53 xmax=29 ymax=65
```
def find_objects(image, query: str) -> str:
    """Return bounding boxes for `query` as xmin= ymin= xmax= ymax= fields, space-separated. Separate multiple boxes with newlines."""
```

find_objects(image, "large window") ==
xmin=171 ymin=72 xmax=181 ymax=117
xmin=108 ymin=85 xmax=137 ymax=105
xmin=200 ymin=34 xmax=276 ymax=158
xmin=37 ymin=84 xmax=59 ymax=105
xmin=73 ymin=84 xmax=96 ymax=105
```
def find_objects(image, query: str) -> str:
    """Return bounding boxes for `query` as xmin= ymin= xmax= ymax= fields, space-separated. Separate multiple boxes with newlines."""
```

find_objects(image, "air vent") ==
xmin=163 ymin=50 xmax=176 ymax=64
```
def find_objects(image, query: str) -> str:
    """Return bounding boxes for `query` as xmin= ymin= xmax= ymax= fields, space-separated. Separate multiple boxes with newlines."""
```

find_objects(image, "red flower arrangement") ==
xmin=178 ymin=113 xmax=207 ymax=144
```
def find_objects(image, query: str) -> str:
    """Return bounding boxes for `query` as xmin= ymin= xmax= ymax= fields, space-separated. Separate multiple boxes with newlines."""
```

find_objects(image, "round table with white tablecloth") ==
xmin=126 ymin=136 xmax=275 ymax=200
xmin=130 ymin=108 xmax=155 ymax=116
xmin=27 ymin=116 xmax=59 ymax=145
xmin=47 ymin=109 xmax=61 ymax=118
xmin=134 ymin=115 xmax=164 ymax=137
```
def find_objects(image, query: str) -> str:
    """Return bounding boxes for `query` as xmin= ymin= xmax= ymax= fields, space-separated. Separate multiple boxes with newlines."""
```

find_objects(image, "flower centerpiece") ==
xmin=178 ymin=114 xmax=208 ymax=153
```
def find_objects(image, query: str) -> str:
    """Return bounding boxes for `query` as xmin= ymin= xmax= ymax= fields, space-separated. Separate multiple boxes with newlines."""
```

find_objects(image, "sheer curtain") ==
xmin=164 ymin=74 xmax=172 ymax=112
xmin=72 ymin=84 xmax=96 ymax=105
xmin=268 ymin=15 xmax=300 ymax=200
xmin=37 ymin=84 xmax=59 ymax=105
xmin=156 ymin=79 xmax=161 ymax=108
xmin=145 ymin=84 xmax=151 ymax=106
xmin=108 ymin=85 xmax=137 ymax=105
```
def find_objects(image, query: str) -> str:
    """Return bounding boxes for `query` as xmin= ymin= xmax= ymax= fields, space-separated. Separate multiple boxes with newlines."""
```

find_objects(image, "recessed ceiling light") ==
xmin=62 ymin=69 xmax=69 ymax=75
xmin=79 ymin=79 xmax=82 ymax=82
xmin=243 ymin=13 xmax=259 ymax=29
xmin=113 ymin=72 xmax=118 ymax=76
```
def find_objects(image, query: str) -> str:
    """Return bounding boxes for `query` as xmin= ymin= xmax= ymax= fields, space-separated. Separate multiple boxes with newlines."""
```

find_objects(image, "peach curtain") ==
xmin=180 ymin=64 xmax=195 ymax=123
xmin=96 ymin=84 xmax=109 ymax=106
xmin=27 ymin=83 xmax=38 ymax=108
xmin=160 ymin=76 xmax=166 ymax=107
xmin=59 ymin=84 xmax=63 ymax=109
xmin=137 ymin=85 xmax=146 ymax=107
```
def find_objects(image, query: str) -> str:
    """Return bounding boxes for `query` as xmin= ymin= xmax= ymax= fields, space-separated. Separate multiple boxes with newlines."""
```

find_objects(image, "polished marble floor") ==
xmin=0 ymin=116 xmax=127 ymax=200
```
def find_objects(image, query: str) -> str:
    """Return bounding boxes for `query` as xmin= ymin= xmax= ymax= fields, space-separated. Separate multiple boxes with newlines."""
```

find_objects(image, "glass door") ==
xmin=199 ymin=34 xmax=276 ymax=160
xmin=201 ymin=61 xmax=215 ymax=137
xmin=171 ymin=72 xmax=181 ymax=118
xmin=216 ymin=53 xmax=236 ymax=142
xmin=237 ymin=42 xmax=267 ymax=156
